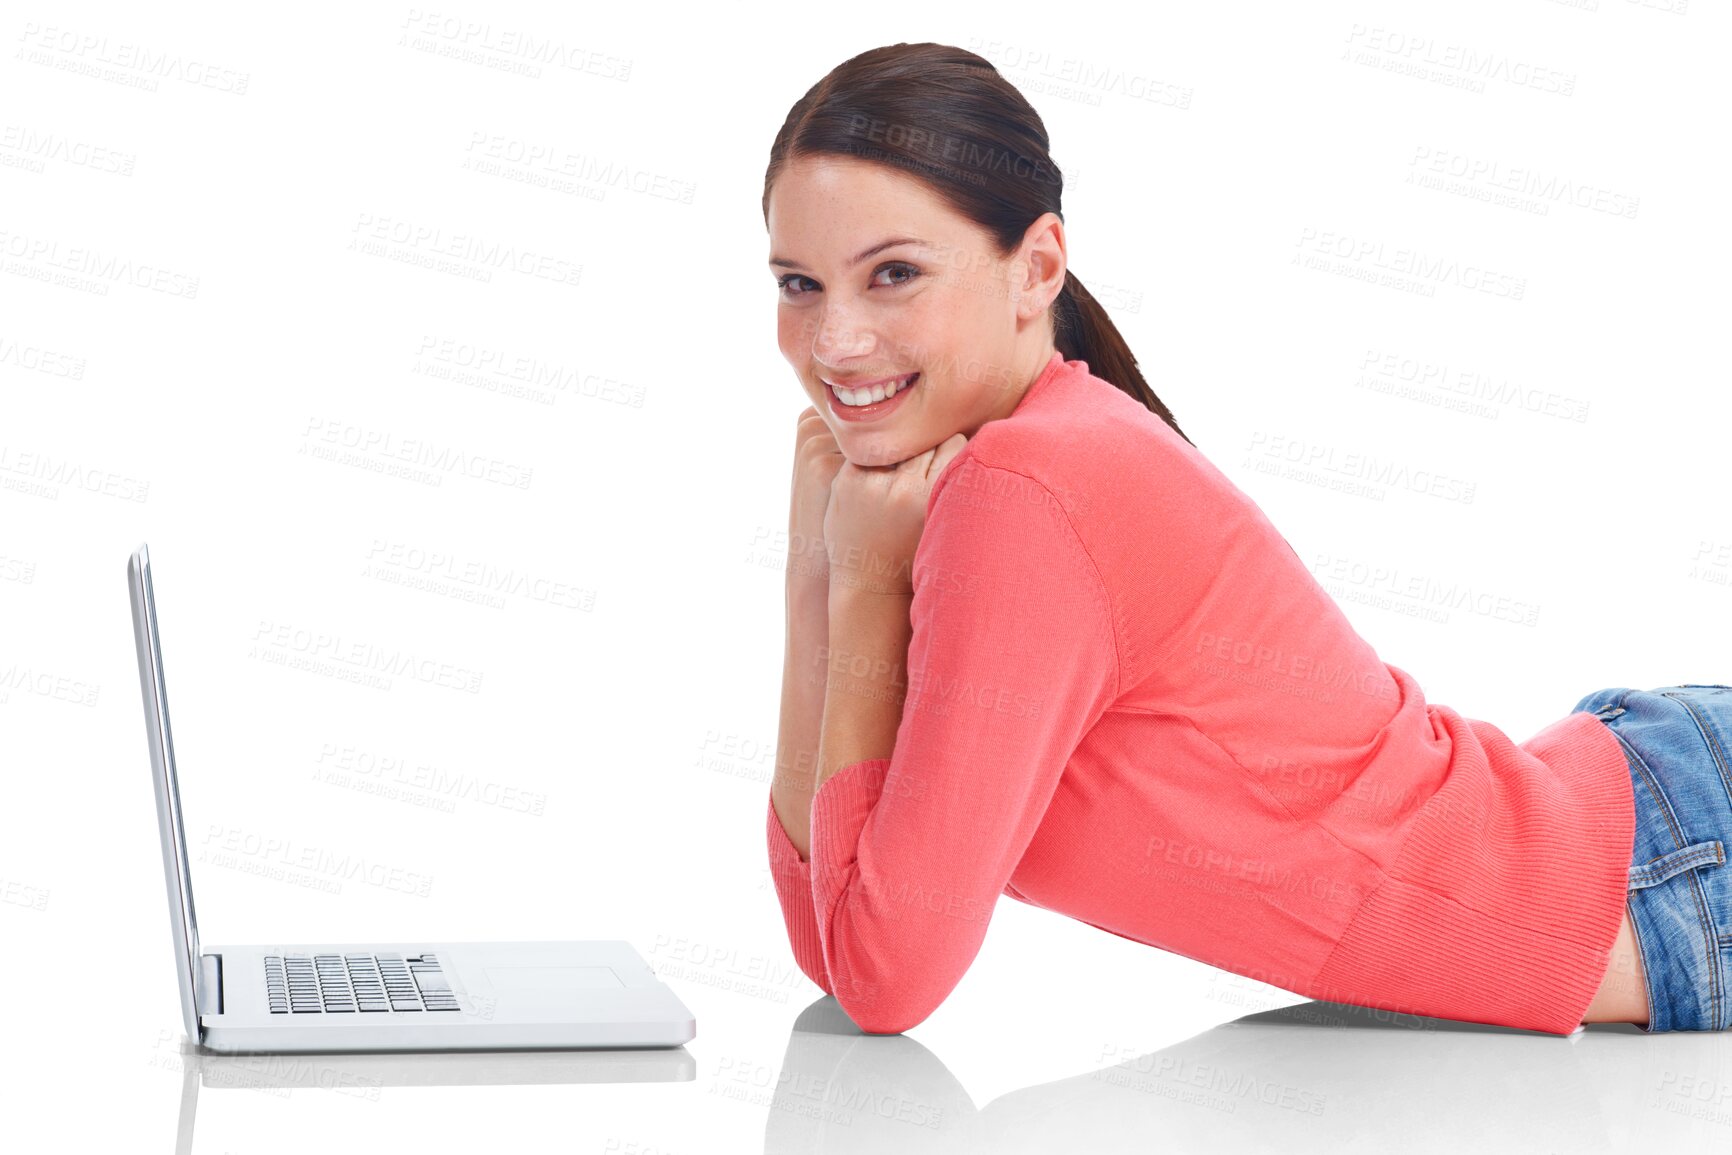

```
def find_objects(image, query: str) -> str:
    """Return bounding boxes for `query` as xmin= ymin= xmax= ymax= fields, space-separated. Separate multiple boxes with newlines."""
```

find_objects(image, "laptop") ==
xmin=128 ymin=542 xmax=696 ymax=1053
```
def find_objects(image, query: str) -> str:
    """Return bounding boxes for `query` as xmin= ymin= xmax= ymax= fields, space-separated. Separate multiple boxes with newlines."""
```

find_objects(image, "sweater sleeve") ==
xmin=764 ymin=457 xmax=1121 ymax=1034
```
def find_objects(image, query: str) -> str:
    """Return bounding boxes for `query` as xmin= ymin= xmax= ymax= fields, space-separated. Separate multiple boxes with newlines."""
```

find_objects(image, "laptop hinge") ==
xmin=197 ymin=953 xmax=223 ymax=1019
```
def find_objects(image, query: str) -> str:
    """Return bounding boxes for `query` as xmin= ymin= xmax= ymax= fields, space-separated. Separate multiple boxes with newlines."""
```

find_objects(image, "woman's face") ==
xmin=766 ymin=154 xmax=1065 ymax=467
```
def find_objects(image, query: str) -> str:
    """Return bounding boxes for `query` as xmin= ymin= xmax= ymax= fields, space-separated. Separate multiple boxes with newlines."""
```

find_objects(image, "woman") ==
xmin=763 ymin=43 xmax=1727 ymax=1036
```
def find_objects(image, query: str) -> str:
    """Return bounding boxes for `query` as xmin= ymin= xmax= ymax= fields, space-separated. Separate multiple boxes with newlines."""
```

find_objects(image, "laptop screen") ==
xmin=128 ymin=544 xmax=204 ymax=1041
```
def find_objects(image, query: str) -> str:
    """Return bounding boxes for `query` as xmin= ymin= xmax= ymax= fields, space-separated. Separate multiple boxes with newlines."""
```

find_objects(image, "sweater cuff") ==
xmin=810 ymin=758 xmax=892 ymax=918
xmin=765 ymin=760 xmax=892 ymax=997
xmin=766 ymin=793 xmax=830 ymax=993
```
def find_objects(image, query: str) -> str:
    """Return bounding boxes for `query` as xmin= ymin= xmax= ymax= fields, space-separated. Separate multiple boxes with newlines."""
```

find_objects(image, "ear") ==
xmin=1018 ymin=212 xmax=1068 ymax=321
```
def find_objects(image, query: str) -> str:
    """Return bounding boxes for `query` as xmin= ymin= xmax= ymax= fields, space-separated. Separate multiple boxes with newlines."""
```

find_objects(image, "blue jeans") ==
xmin=1572 ymin=684 xmax=1732 ymax=1032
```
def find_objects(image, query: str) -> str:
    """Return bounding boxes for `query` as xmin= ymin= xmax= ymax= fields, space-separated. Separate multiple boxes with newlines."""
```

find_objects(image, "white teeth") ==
xmin=832 ymin=373 xmax=917 ymax=407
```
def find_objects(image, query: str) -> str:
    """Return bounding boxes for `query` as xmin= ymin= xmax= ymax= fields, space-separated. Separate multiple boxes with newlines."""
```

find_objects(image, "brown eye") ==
xmin=875 ymin=263 xmax=920 ymax=287
xmin=776 ymin=262 xmax=919 ymax=299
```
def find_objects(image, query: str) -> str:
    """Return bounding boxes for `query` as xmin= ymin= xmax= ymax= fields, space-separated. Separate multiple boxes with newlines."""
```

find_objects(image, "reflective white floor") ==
xmin=22 ymin=988 xmax=1728 ymax=1152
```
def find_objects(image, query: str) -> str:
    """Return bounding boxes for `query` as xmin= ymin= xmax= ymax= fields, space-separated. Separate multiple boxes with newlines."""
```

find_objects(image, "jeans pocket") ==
xmin=1629 ymin=840 xmax=1726 ymax=890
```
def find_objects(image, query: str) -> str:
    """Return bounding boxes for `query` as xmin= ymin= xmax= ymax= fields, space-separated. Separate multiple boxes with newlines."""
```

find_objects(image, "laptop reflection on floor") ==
xmin=128 ymin=542 xmax=696 ymax=1053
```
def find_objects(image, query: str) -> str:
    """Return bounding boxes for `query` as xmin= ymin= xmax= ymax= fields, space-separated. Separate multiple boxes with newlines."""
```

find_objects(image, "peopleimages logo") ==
xmin=362 ymin=539 xmax=594 ymax=610
xmin=0 ymin=228 xmax=199 ymax=297
xmin=201 ymin=825 xmax=435 ymax=898
xmin=0 ymin=444 xmax=149 ymax=501
xmin=249 ymin=620 xmax=484 ymax=695
xmin=300 ymin=417 xmax=534 ymax=490
xmin=14 ymin=22 xmax=252 ymax=94
xmin=0 ymin=663 xmax=101 ymax=707
xmin=348 ymin=212 xmax=583 ymax=287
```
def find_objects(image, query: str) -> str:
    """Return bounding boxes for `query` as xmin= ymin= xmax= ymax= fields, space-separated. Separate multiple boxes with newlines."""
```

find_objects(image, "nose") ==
xmin=811 ymin=304 xmax=875 ymax=367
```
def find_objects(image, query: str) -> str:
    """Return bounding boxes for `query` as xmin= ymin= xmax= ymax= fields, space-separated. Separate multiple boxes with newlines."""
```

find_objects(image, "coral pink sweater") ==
xmin=767 ymin=350 xmax=1634 ymax=1036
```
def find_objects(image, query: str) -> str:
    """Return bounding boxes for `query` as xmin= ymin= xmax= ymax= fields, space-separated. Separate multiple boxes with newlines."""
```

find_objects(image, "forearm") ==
xmin=815 ymin=586 xmax=914 ymax=795
xmin=772 ymin=575 xmax=830 ymax=861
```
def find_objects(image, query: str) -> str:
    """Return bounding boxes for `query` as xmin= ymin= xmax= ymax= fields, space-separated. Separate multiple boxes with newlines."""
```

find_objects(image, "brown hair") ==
xmin=762 ymin=41 xmax=1194 ymax=447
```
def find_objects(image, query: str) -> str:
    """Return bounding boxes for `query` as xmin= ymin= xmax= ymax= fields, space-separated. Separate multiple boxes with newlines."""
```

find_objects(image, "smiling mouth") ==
xmin=826 ymin=372 xmax=919 ymax=407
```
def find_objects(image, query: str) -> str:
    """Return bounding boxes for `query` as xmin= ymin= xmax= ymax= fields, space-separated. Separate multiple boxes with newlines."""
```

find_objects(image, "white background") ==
xmin=3 ymin=1 xmax=1729 ymax=1151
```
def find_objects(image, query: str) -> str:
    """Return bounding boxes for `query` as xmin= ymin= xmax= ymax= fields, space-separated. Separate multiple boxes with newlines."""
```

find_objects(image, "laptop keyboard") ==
xmin=264 ymin=951 xmax=459 ymax=1014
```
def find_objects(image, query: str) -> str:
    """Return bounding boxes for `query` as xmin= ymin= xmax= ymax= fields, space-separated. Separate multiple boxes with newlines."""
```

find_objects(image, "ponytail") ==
xmin=1054 ymin=270 xmax=1195 ymax=448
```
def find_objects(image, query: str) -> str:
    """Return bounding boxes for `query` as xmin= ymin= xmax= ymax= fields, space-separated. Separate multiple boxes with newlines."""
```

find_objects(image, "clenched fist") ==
xmin=788 ymin=406 xmax=845 ymax=587
xmin=824 ymin=432 xmax=970 ymax=598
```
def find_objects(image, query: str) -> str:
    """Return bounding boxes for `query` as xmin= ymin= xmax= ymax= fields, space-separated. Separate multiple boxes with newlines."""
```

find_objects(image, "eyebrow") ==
xmin=768 ymin=236 xmax=927 ymax=273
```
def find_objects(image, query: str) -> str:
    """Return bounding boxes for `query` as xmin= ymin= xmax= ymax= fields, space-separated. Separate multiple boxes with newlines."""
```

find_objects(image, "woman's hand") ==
xmin=788 ymin=406 xmax=845 ymax=587
xmin=824 ymin=433 xmax=970 ymax=598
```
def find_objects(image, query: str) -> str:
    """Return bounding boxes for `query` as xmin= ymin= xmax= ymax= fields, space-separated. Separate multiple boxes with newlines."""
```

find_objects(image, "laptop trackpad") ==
xmin=484 ymin=966 xmax=623 ymax=1012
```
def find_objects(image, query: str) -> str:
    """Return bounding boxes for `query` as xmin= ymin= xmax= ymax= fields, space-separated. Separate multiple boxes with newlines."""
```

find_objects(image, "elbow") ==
xmin=820 ymin=921 xmax=975 ymax=1036
xmin=829 ymin=973 xmax=940 ymax=1036
xmin=848 ymin=1010 xmax=925 ymax=1036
